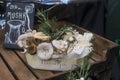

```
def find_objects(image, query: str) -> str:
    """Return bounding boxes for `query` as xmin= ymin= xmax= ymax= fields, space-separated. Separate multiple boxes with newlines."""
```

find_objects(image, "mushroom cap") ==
xmin=63 ymin=32 xmax=74 ymax=41
xmin=17 ymin=29 xmax=37 ymax=48
xmin=34 ymin=32 xmax=51 ymax=41
xmin=79 ymin=47 xmax=93 ymax=58
xmin=52 ymin=40 xmax=68 ymax=52
xmin=37 ymin=42 xmax=53 ymax=60
xmin=17 ymin=33 xmax=34 ymax=48
xmin=83 ymin=33 xmax=93 ymax=42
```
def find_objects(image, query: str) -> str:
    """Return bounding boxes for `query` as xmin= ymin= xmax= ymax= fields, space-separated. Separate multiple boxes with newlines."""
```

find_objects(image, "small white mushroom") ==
xmin=52 ymin=40 xmax=68 ymax=52
xmin=63 ymin=32 xmax=74 ymax=42
xmin=74 ymin=34 xmax=82 ymax=41
xmin=83 ymin=33 xmax=94 ymax=42
xmin=37 ymin=42 xmax=53 ymax=60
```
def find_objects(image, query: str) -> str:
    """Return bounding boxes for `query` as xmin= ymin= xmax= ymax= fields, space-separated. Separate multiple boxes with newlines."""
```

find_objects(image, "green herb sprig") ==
xmin=36 ymin=9 xmax=74 ymax=40
xmin=66 ymin=57 xmax=92 ymax=80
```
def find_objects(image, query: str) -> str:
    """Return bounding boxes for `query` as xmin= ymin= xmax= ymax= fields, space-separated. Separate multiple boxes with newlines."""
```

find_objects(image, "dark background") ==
xmin=1 ymin=0 xmax=106 ymax=37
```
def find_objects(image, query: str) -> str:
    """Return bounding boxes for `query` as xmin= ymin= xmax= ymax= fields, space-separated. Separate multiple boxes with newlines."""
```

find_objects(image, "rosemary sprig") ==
xmin=66 ymin=71 xmax=77 ymax=80
xmin=53 ymin=26 xmax=74 ymax=40
xmin=66 ymin=57 xmax=91 ymax=80
xmin=36 ymin=9 xmax=55 ymax=37
xmin=36 ymin=9 xmax=74 ymax=40
xmin=77 ymin=57 xmax=91 ymax=79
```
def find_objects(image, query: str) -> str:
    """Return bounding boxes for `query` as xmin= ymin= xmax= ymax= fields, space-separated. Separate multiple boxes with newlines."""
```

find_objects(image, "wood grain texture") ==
xmin=0 ymin=47 xmax=37 ymax=80
xmin=0 ymin=55 xmax=15 ymax=80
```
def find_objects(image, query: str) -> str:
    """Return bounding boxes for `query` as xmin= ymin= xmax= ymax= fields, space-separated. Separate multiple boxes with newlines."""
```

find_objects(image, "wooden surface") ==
xmin=0 ymin=22 xmax=117 ymax=80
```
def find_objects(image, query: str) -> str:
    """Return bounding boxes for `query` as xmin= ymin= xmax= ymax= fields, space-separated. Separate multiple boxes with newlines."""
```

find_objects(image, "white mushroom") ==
xmin=17 ymin=30 xmax=36 ymax=53
xmin=82 ymin=33 xmax=93 ymax=42
xmin=17 ymin=33 xmax=32 ymax=48
xmin=67 ymin=46 xmax=93 ymax=58
xmin=67 ymin=33 xmax=94 ymax=58
xmin=79 ymin=47 xmax=93 ymax=58
xmin=67 ymin=44 xmax=85 ymax=58
xmin=74 ymin=34 xmax=82 ymax=41
xmin=63 ymin=32 xmax=74 ymax=42
xmin=52 ymin=40 xmax=68 ymax=52
xmin=79 ymin=32 xmax=93 ymax=42
xmin=37 ymin=42 xmax=53 ymax=60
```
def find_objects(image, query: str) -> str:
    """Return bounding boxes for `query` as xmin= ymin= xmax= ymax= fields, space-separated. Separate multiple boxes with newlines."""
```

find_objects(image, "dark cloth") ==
xmin=111 ymin=55 xmax=120 ymax=80
xmin=38 ymin=0 xmax=107 ymax=36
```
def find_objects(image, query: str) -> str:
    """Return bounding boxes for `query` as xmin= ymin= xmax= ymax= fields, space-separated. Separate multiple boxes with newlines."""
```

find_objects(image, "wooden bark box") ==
xmin=0 ymin=22 xmax=117 ymax=80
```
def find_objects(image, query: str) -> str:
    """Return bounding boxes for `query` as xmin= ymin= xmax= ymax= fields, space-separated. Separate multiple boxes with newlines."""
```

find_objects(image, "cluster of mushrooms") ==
xmin=17 ymin=29 xmax=94 ymax=60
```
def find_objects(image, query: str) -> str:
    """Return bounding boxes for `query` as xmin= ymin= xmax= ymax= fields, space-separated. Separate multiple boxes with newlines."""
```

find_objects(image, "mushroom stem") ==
xmin=21 ymin=49 xmax=27 ymax=54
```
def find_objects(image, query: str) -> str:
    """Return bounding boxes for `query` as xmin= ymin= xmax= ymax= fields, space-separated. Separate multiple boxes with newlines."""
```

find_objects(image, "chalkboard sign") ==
xmin=3 ymin=2 xmax=35 ymax=49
